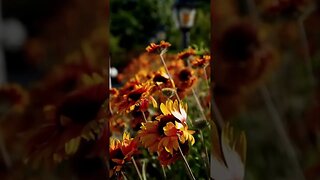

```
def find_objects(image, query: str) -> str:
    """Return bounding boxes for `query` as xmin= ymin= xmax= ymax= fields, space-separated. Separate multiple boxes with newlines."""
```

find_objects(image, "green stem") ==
xmin=199 ymin=130 xmax=210 ymax=178
xmin=121 ymin=171 xmax=129 ymax=180
xmin=142 ymin=111 xmax=148 ymax=122
xmin=203 ymin=65 xmax=210 ymax=90
xmin=191 ymin=88 xmax=207 ymax=122
xmin=260 ymin=85 xmax=305 ymax=180
xmin=178 ymin=145 xmax=196 ymax=180
xmin=161 ymin=165 xmax=167 ymax=179
xmin=132 ymin=157 xmax=143 ymax=180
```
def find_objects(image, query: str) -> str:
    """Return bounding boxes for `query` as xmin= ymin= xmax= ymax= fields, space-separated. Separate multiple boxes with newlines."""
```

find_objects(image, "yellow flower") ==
xmin=138 ymin=99 xmax=195 ymax=156
xmin=158 ymin=99 xmax=188 ymax=124
xmin=175 ymin=122 xmax=195 ymax=145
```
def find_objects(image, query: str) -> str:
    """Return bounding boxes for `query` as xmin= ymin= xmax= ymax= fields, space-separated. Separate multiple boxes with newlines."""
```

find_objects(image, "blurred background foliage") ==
xmin=109 ymin=0 xmax=210 ymax=69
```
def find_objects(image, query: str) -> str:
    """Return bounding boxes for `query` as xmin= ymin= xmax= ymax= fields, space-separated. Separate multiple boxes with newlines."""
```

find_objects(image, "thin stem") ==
xmin=121 ymin=171 xmax=129 ymax=180
xmin=161 ymin=165 xmax=167 ymax=179
xmin=142 ymin=111 xmax=148 ymax=122
xmin=178 ymin=145 xmax=196 ymax=180
xmin=191 ymin=88 xmax=207 ymax=122
xmin=260 ymin=85 xmax=305 ymax=180
xmin=199 ymin=130 xmax=210 ymax=178
xmin=160 ymin=50 xmax=181 ymax=102
xmin=132 ymin=157 xmax=143 ymax=180
xmin=0 ymin=133 xmax=11 ymax=168
xmin=142 ymin=160 xmax=147 ymax=180
xmin=191 ymin=87 xmax=214 ymax=170
xmin=297 ymin=19 xmax=316 ymax=87
xmin=203 ymin=65 xmax=210 ymax=89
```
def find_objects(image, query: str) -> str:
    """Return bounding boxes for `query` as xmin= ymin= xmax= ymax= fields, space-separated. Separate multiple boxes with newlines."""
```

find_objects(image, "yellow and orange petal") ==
xmin=137 ymin=121 xmax=161 ymax=153
xmin=109 ymin=132 xmax=138 ymax=177
xmin=146 ymin=41 xmax=171 ymax=53
xmin=159 ymin=122 xmax=180 ymax=154
xmin=115 ymin=82 xmax=155 ymax=113
xmin=191 ymin=55 xmax=211 ymax=68
xmin=175 ymin=122 xmax=195 ymax=145
xmin=159 ymin=99 xmax=188 ymax=124
xmin=178 ymin=47 xmax=196 ymax=60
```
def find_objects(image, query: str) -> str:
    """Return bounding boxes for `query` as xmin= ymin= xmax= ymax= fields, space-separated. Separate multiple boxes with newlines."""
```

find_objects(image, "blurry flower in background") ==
xmin=256 ymin=0 xmax=313 ymax=19
xmin=0 ymin=84 xmax=29 ymax=115
xmin=213 ymin=21 xmax=277 ymax=119
xmin=30 ymin=60 xmax=101 ymax=107
xmin=178 ymin=47 xmax=196 ymax=60
xmin=0 ymin=83 xmax=29 ymax=170
xmin=25 ymin=77 xmax=108 ymax=167
xmin=174 ymin=67 xmax=198 ymax=98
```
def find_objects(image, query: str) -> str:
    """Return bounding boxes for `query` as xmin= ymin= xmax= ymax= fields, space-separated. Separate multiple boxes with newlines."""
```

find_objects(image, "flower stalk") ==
xmin=178 ymin=145 xmax=196 ymax=180
xmin=160 ymin=50 xmax=181 ymax=102
xmin=132 ymin=157 xmax=143 ymax=180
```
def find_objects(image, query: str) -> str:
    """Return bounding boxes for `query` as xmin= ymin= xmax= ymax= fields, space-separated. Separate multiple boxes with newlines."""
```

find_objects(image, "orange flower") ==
xmin=109 ymin=132 xmax=138 ymax=177
xmin=25 ymin=82 xmax=108 ymax=166
xmin=109 ymin=115 xmax=126 ymax=135
xmin=178 ymin=47 xmax=196 ymax=60
xmin=116 ymin=82 xmax=157 ymax=113
xmin=137 ymin=121 xmax=160 ymax=153
xmin=152 ymin=68 xmax=171 ymax=86
xmin=191 ymin=55 xmax=211 ymax=68
xmin=173 ymin=68 xmax=197 ymax=97
xmin=146 ymin=41 xmax=171 ymax=53
xmin=30 ymin=61 xmax=98 ymax=106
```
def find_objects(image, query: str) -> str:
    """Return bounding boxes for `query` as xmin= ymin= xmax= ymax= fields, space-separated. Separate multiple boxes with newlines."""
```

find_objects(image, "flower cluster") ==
xmin=1 ymin=39 xmax=247 ymax=179
xmin=108 ymin=41 xmax=216 ymax=178
xmin=138 ymin=99 xmax=195 ymax=165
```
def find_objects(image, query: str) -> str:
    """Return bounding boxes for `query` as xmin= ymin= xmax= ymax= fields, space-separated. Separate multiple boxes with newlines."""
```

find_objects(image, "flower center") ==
xmin=179 ymin=69 xmax=192 ymax=82
xmin=158 ymin=115 xmax=176 ymax=135
xmin=153 ymin=74 xmax=168 ymax=84
xmin=128 ymin=91 xmax=143 ymax=101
